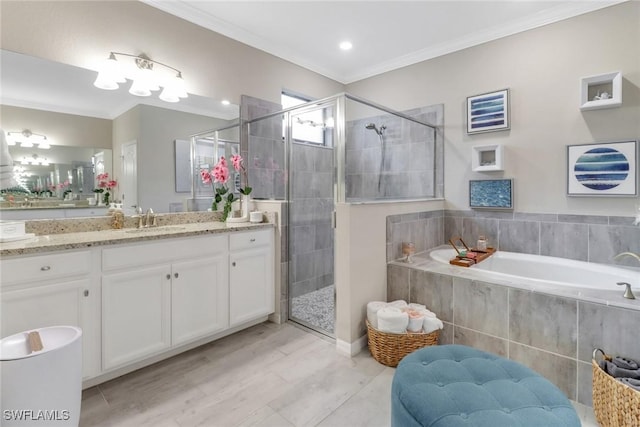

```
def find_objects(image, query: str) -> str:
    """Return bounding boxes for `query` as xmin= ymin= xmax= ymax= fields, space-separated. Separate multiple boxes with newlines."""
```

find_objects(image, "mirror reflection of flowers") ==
xmin=230 ymin=154 xmax=252 ymax=197
xmin=94 ymin=173 xmax=117 ymax=205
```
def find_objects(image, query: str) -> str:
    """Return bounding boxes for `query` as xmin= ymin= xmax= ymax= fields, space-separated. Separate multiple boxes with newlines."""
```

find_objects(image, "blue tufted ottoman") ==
xmin=391 ymin=345 xmax=581 ymax=427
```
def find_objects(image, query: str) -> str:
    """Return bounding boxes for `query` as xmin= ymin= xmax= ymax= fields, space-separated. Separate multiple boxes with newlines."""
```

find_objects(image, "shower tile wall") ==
xmin=289 ymin=143 xmax=334 ymax=299
xmin=345 ymin=104 xmax=444 ymax=201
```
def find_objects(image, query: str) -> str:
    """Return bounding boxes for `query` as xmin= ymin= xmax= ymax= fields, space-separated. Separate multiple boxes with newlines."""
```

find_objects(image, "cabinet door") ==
xmin=171 ymin=255 xmax=229 ymax=346
xmin=229 ymin=247 xmax=274 ymax=327
xmin=0 ymin=279 xmax=95 ymax=379
xmin=102 ymin=266 xmax=171 ymax=370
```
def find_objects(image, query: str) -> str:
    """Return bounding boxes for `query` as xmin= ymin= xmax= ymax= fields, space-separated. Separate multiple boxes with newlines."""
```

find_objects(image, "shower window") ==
xmin=282 ymin=92 xmax=330 ymax=146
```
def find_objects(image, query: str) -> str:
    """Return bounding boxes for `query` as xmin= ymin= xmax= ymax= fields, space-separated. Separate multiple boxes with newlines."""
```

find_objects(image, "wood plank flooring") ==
xmin=80 ymin=322 xmax=597 ymax=427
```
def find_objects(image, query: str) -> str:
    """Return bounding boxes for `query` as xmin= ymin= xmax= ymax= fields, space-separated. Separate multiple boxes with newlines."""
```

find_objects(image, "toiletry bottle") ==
xmin=477 ymin=235 xmax=487 ymax=251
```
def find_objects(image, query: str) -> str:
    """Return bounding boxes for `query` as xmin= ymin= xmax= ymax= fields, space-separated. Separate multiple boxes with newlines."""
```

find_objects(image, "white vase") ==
xmin=226 ymin=195 xmax=250 ymax=223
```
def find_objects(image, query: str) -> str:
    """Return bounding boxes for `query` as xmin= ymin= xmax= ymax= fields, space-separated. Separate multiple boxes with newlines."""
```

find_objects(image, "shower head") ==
xmin=365 ymin=123 xmax=386 ymax=136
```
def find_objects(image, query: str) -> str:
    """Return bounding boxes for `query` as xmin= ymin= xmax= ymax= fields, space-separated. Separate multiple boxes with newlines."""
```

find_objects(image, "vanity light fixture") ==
xmin=93 ymin=52 xmax=188 ymax=103
xmin=6 ymin=130 xmax=49 ymax=149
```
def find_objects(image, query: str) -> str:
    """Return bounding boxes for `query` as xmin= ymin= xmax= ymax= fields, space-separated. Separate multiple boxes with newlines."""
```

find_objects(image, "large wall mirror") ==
xmin=0 ymin=49 xmax=239 ymax=218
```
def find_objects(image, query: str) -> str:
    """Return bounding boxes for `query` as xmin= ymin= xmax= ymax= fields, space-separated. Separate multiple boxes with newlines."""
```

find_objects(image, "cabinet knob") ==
xmin=232 ymin=262 xmax=236 ymax=267
xmin=84 ymin=290 xmax=89 ymax=297
xmin=166 ymin=274 xmax=171 ymax=280
xmin=40 ymin=266 xmax=51 ymax=271
xmin=174 ymin=272 xmax=179 ymax=279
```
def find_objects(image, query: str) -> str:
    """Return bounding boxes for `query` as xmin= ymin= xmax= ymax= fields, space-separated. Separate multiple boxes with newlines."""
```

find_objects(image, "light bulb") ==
xmin=94 ymin=54 xmax=125 ymax=90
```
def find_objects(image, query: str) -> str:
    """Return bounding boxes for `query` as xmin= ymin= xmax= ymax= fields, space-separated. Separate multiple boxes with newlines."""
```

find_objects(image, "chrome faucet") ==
xmin=134 ymin=207 xmax=144 ymax=228
xmin=145 ymin=208 xmax=156 ymax=227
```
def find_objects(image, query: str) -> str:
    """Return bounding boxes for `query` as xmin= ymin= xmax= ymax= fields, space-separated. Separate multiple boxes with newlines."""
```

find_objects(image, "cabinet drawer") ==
xmin=103 ymin=234 xmax=227 ymax=271
xmin=229 ymin=229 xmax=273 ymax=252
xmin=1 ymin=250 xmax=92 ymax=287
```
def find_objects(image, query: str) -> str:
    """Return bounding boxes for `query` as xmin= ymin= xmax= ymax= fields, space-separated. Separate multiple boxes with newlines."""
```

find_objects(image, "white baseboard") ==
xmin=336 ymin=334 xmax=368 ymax=356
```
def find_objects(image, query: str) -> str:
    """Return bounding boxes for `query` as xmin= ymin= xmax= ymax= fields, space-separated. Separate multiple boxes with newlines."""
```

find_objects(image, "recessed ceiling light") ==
xmin=339 ymin=41 xmax=353 ymax=51
xmin=221 ymin=99 xmax=230 ymax=106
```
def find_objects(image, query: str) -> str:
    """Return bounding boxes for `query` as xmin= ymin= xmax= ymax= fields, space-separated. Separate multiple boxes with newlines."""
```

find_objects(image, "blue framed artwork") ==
xmin=469 ymin=178 xmax=513 ymax=210
xmin=567 ymin=140 xmax=638 ymax=196
xmin=467 ymin=89 xmax=510 ymax=134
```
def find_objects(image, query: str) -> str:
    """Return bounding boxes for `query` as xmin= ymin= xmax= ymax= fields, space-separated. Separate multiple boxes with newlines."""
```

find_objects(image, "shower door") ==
xmin=287 ymin=102 xmax=336 ymax=337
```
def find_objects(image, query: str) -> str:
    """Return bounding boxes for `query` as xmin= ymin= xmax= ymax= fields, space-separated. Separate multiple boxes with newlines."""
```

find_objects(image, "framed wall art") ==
xmin=467 ymin=89 xmax=510 ymax=134
xmin=567 ymin=140 xmax=637 ymax=196
xmin=469 ymin=178 xmax=513 ymax=209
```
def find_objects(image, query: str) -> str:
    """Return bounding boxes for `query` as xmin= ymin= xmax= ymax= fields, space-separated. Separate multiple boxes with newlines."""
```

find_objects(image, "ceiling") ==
xmin=142 ymin=0 xmax=625 ymax=84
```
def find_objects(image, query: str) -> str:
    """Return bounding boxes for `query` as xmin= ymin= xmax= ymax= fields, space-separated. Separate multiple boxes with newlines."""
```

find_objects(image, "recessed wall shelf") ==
xmin=472 ymin=144 xmax=503 ymax=172
xmin=580 ymin=71 xmax=622 ymax=111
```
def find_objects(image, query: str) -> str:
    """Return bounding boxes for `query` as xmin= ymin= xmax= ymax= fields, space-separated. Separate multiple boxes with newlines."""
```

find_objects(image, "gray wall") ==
xmin=387 ymin=265 xmax=640 ymax=408
xmin=345 ymin=104 xmax=444 ymax=201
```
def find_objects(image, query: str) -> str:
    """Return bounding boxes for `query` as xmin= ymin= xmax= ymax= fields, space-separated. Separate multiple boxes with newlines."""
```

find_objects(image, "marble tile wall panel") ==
xmin=577 ymin=361 xmax=594 ymax=407
xmin=509 ymin=342 xmax=577 ymax=400
xmin=386 ymin=264 xmax=410 ymax=302
xmin=509 ymin=289 xmax=577 ymax=358
xmin=577 ymin=302 xmax=640 ymax=363
xmin=454 ymin=280 xmax=508 ymax=338
xmin=443 ymin=210 xmax=638 ymax=264
xmin=409 ymin=270 xmax=454 ymax=322
xmin=497 ymin=220 xmax=540 ymax=254
xmin=540 ymin=222 xmax=589 ymax=261
xmin=453 ymin=326 xmax=508 ymax=357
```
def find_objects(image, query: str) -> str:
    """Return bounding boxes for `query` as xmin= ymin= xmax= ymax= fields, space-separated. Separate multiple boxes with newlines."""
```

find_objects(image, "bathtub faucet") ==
xmin=614 ymin=252 xmax=640 ymax=265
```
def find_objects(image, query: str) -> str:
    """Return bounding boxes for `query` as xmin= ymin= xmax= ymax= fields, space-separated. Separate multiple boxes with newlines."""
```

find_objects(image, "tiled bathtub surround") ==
xmin=386 ymin=264 xmax=640 ymax=407
xmin=387 ymin=209 xmax=639 ymax=266
xmin=386 ymin=208 xmax=638 ymax=407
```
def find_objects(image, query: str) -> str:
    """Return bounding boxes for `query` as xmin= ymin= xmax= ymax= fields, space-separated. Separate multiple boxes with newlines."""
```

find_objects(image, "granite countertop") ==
xmin=0 ymin=221 xmax=273 ymax=257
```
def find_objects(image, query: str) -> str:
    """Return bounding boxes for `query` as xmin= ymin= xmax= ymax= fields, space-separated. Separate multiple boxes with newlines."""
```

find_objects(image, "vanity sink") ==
xmin=124 ymin=225 xmax=188 ymax=234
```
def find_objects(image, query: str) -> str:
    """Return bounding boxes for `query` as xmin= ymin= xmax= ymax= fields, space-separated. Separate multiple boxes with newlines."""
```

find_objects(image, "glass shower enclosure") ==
xmin=245 ymin=93 xmax=439 ymax=337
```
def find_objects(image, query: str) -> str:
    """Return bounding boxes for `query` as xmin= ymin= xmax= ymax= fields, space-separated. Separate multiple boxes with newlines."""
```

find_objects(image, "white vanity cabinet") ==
xmin=229 ymin=229 xmax=274 ymax=327
xmin=0 ymin=249 xmax=101 ymax=379
xmin=101 ymin=234 xmax=229 ymax=370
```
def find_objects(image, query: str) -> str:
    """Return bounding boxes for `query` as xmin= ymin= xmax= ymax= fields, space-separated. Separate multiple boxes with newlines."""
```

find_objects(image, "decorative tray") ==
xmin=448 ymin=237 xmax=495 ymax=267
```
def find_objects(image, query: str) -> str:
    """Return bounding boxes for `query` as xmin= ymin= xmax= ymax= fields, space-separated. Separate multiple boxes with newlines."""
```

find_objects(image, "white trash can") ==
xmin=1 ymin=326 xmax=82 ymax=426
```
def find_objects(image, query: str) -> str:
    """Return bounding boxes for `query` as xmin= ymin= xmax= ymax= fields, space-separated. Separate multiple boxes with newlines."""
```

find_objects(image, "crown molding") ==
xmin=141 ymin=0 xmax=628 ymax=85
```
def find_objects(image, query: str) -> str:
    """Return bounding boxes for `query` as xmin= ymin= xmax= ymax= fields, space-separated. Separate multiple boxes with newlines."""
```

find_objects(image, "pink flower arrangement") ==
xmin=200 ymin=155 xmax=251 ymax=221
xmin=95 ymin=173 xmax=117 ymax=204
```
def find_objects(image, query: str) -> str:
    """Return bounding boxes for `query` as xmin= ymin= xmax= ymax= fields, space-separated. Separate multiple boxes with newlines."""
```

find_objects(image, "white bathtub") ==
xmin=429 ymin=248 xmax=639 ymax=291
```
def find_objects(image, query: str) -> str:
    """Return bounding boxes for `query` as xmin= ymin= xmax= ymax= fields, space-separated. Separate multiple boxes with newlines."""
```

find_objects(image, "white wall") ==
xmin=346 ymin=2 xmax=640 ymax=217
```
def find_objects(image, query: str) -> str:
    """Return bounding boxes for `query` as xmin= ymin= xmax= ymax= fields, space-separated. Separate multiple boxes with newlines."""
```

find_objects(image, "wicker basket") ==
xmin=366 ymin=320 xmax=439 ymax=367
xmin=592 ymin=349 xmax=640 ymax=427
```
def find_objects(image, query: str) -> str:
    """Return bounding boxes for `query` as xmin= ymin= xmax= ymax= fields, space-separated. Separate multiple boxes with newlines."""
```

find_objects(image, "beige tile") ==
xmin=268 ymin=353 xmax=385 ymax=427
xmin=175 ymin=371 xmax=289 ymax=427
xmin=316 ymin=366 xmax=394 ymax=427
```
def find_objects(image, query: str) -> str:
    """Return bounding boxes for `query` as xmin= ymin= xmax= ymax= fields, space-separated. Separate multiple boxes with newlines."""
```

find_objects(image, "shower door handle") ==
xmin=331 ymin=210 xmax=336 ymax=229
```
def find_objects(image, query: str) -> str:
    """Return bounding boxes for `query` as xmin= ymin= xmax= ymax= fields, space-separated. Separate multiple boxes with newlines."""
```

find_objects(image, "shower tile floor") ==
xmin=291 ymin=285 xmax=335 ymax=334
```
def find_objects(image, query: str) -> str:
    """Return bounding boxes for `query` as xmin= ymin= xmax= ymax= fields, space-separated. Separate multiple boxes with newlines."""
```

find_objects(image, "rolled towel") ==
xmin=377 ymin=307 xmax=409 ymax=334
xmin=408 ymin=303 xmax=426 ymax=311
xmin=604 ymin=361 xmax=640 ymax=379
xmin=366 ymin=301 xmax=387 ymax=329
xmin=612 ymin=356 xmax=639 ymax=370
xmin=423 ymin=316 xmax=444 ymax=334
xmin=406 ymin=310 xmax=425 ymax=332
xmin=618 ymin=377 xmax=640 ymax=392
xmin=388 ymin=300 xmax=408 ymax=309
